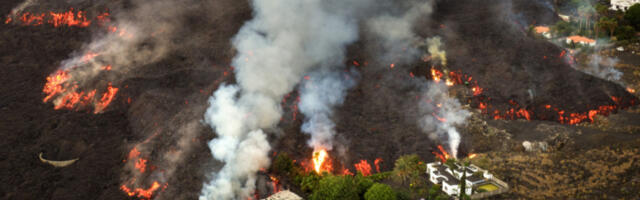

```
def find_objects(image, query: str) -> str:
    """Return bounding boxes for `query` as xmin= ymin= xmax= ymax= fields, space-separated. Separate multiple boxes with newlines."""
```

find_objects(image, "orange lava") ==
xmin=433 ymin=145 xmax=451 ymax=163
xmin=312 ymin=149 xmax=330 ymax=174
xmin=135 ymin=158 xmax=147 ymax=173
xmin=374 ymin=158 xmax=383 ymax=173
xmin=354 ymin=160 xmax=372 ymax=176
xmin=5 ymin=8 xmax=107 ymax=27
xmin=120 ymin=181 xmax=165 ymax=200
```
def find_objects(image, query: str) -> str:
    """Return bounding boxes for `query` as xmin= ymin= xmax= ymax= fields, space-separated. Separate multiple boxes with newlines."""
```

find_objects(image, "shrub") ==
xmin=364 ymin=183 xmax=397 ymax=200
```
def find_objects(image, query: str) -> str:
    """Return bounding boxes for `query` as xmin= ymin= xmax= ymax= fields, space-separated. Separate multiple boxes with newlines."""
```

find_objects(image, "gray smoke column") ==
xmin=299 ymin=69 xmax=359 ymax=152
xmin=418 ymin=83 xmax=470 ymax=158
xmin=366 ymin=0 xmax=434 ymax=65
xmin=200 ymin=0 xmax=359 ymax=199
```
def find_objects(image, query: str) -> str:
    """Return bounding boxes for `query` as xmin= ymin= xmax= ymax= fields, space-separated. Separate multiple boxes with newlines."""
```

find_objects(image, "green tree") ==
xmin=310 ymin=175 xmax=359 ymax=200
xmin=364 ymin=183 xmax=397 ymax=200
xmin=598 ymin=17 xmax=618 ymax=37
xmin=615 ymin=25 xmax=636 ymax=41
xmin=552 ymin=20 xmax=576 ymax=36
xmin=392 ymin=154 xmax=426 ymax=186
xmin=624 ymin=4 xmax=640 ymax=30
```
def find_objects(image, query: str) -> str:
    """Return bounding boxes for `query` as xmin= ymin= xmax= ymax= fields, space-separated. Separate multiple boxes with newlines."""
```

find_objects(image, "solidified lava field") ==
xmin=1 ymin=0 xmax=639 ymax=199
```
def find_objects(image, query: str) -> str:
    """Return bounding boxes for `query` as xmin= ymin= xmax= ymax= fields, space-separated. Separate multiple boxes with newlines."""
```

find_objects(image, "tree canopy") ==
xmin=364 ymin=183 xmax=397 ymax=200
xmin=392 ymin=154 xmax=426 ymax=186
xmin=309 ymin=175 xmax=360 ymax=200
xmin=624 ymin=4 xmax=640 ymax=30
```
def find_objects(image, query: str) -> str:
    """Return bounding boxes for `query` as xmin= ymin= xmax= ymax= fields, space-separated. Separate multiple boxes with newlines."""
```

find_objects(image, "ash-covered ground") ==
xmin=1 ymin=0 xmax=639 ymax=199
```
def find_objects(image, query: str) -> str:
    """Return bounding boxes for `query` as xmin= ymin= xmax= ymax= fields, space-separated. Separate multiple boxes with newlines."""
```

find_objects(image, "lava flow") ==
xmin=5 ymin=8 xmax=109 ymax=27
xmin=432 ymin=145 xmax=451 ymax=163
xmin=312 ymin=149 xmax=331 ymax=174
xmin=42 ymin=69 xmax=119 ymax=113
xmin=354 ymin=160 xmax=372 ymax=176
xmin=121 ymin=147 xmax=168 ymax=200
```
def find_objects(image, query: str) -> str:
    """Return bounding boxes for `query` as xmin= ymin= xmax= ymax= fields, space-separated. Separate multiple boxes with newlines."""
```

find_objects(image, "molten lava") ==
xmin=432 ymin=145 xmax=451 ymax=163
xmin=312 ymin=149 xmax=330 ymax=174
xmin=42 ymin=69 xmax=119 ymax=113
xmin=120 ymin=181 xmax=166 ymax=200
xmin=374 ymin=158 xmax=383 ymax=173
xmin=354 ymin=160 xmax=372 ymax=176
xmin=5 ymin=8 xmax=107 ymax=27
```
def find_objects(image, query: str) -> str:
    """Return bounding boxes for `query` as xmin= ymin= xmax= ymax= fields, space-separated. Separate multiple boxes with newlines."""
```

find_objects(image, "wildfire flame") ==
xmin=468 ymin=153 xmax=477 ymax=159
xmin=120 ymin=181 xmax=167 ymax=200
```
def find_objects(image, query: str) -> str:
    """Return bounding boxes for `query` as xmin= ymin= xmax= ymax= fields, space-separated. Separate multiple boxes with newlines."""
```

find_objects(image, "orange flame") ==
xmin=627 ymin=87 xmax=636 ymax=93
xmin=468 ymin=153 xmax=477 ymax=159
xmin=354 ymin=160 xmax=372 ymax=176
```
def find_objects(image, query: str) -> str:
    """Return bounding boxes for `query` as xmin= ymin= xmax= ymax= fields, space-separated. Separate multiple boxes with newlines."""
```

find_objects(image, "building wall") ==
xmin=611 ymin=0 xmax=640 ymax=11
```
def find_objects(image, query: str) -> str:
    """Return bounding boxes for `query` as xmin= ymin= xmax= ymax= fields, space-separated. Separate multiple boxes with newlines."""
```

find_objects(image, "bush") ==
xmin=364 ymin=183 xmax=397 ymax=200
xmin=615 ymin=25 xmax=636 ymax=41
xmin=624 ymin=4 xmax=640 ymax=30
xmin=392 ymin=154 xmax=426 ymax=186
xmin=309 ymin=175 xmax=359 ymax=200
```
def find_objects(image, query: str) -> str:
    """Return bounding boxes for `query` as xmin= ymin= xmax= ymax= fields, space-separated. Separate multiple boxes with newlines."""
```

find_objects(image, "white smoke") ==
xmin=200 ymin=0 xmax=360 ymax=199
xmin=585 ymin=54 xmax=623 ymax=82
xmin=418 ymin=83 xmax=470 ymax=158
xmin=366 ymin=0 xmax=434 ymax=64
xmin=299 ymin=69 xmax=359 ymax=151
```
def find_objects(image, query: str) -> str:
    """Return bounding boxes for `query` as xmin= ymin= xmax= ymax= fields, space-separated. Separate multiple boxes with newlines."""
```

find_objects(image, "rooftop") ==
xmin=534 ymin=26 xmax=549 ymax=34
xmin=566 ymin=35 xmax=595 ymax=44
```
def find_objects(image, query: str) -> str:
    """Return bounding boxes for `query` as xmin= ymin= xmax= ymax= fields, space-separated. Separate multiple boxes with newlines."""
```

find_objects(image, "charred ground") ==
xmin=1 ymin=0 xmax=639 ymax=199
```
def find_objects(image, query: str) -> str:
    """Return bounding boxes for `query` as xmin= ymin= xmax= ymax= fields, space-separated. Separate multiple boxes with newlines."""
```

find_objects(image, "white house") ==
xmin=534 ymin=26 xmax=552 ymax=39
xmin=610 ymin=0 xmax=640 ymax=11
xmin=426 ymin=162 xmax=483 ymax=196
xmin=566 ymin=35 xmax=596 ymax=47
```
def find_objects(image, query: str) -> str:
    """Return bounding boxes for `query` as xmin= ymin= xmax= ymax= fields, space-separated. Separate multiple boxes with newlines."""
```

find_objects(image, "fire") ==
xmin=312 ymin=149 xmax=329 ymax=174
xmin=445 ymin=78 xmax=454 ymax=86
xmin=433 ymin=145 xmax=451 ymax=163
xmin=627 ymin=87 xmax=636 ymax=93
xmin=354 ymin=160 xmax=372 ymax=176
xmin=5 ymin=8 xmax=106 ymax=27
xmin=374 ymin=158 xmax=382 ymax=173
xmin=468 ymin=153 xmax=477 ymax=159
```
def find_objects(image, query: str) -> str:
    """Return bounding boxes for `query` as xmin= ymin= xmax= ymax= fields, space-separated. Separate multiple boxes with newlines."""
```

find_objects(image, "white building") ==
xmin=610 ymin=0 xmax=640 ymax=11
xmin=426 ymin=162 xmax=487 ymax=197
xmin=565 ymin=35 xmax=596 ymax=47
xmin=534 ymin=26 xmax=552 ymax=39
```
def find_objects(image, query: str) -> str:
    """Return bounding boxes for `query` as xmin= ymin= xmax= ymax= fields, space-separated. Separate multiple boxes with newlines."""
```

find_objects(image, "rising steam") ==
xmin=299 ymin=69 xmax=359 ymax=152
xmin=418 ymin=83 xmax=470 ymax=158
xmin=200 ymin=0 xmax=360 ymax=199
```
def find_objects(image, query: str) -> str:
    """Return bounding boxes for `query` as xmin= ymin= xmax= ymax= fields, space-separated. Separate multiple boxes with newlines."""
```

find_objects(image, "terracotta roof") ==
xmin=566 ymin=35 xmax=595 ymax=44
xmin=534 ymin=26 xmax=549 ymax=33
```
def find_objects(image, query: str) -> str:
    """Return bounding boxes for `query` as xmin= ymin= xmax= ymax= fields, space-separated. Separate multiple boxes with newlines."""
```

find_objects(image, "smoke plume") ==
xmin=299 ymin=69 xmax=359 ymax=151
xmin=366 ymin=0 xmax=434 ymax=65
xmin=418 ymin=83 xmax=470 ymax=158
xmin=200 ymin=0 xmax=360 ymax=199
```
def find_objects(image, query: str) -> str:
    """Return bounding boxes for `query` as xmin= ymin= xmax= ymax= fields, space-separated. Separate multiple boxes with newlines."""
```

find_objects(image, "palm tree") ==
xmin=392 ymin=154 xmax=425 ymax=186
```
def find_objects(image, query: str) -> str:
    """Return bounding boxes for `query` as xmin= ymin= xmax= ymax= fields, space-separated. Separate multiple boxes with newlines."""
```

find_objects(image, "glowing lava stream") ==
xmin=312 ymin=149 xmax=328 ymax=173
